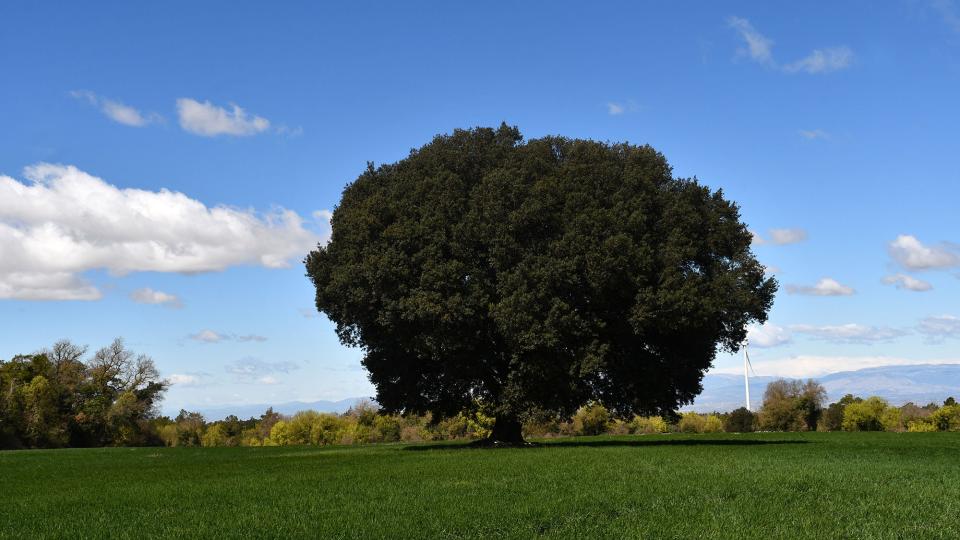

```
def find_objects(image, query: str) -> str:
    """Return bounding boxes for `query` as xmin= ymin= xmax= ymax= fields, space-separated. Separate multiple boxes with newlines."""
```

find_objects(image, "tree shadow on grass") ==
xmin=404 ymin=437 xmax=810 ymax=451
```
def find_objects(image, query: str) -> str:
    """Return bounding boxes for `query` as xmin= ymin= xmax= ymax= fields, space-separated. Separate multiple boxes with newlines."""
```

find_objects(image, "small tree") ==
xmin=758 ymin=379 xmax=826 ymax=431
xmin=724 ymin=407 xmax=756 ymax=432
xmin=842 ymin=397 xmax=891 ymax=431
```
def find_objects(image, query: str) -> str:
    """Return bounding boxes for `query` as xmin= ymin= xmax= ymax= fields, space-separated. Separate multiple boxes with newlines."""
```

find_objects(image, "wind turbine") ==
xmin=743 ymin=341 xmax=755 ymax=411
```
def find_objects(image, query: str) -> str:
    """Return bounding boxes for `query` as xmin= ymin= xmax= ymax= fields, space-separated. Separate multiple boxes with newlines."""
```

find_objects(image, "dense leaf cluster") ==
xmin=307 ymin=125 xmax=776 ymax=432
xmin=0 ymin=339 xmax=167 ymax=449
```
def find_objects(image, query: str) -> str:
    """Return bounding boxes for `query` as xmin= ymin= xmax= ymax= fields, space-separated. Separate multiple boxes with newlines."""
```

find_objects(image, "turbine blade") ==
xmin=745 ymin=347 xmax=757 ymax=377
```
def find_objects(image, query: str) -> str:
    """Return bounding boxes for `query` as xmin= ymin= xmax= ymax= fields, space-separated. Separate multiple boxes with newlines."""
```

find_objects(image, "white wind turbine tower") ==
xmin=743 ymin=341 xmax=756 ymax=411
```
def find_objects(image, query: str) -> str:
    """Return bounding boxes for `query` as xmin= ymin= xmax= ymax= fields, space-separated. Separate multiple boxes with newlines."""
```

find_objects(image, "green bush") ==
xmin=702 ymin=415 xmax=724 ymax=433
xmin=572 ymin=404 xmax=610 ymax=436
xmin=724 ymin=407 xmax=756 ymax=433
xmin=842 ymin=397 xmax=892 ymax=432
xmin=928 ymin=404 xmax=960 ymax=431
xmin=678 ymin=412 xmax=706 ymax=433
xmin=631 ymin=416 xmax=669 ymax=434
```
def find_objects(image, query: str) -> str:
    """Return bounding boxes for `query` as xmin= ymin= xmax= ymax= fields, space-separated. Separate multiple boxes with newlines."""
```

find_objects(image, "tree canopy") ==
xmin=306 ymin=124 xmax=776 ymax=442
xmin=0 ymin=338 xmax=167 ymax=449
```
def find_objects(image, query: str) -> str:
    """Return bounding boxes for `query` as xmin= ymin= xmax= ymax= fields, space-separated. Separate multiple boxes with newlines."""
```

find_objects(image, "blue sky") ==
xmin=2 ymin=1 xmax=960 ymax=414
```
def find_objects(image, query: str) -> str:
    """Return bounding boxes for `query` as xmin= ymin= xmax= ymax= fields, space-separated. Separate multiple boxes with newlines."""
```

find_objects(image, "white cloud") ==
xmin=783 ymin=47 xmax=854 ymax=74
xmin=769 ymin=228 xmax=808 ymax=245
xmin=176 ymin=98 xmax=270 ymax=137
xmin=798 ymin=129 xmax=830 ymax=140
xmin=882 ymin=273 xmax=933 ymax=292
xmin=190 ymin=330 xmax=225 ymax=343
xmin=752 ymin=228 xmax=807 ymax=246
xmin=918 ymin=315 xmax=960 ymax=341
xmin=791 ymin=323 xmax=908 ymax=344
xmin=786 ymin=278 xmax=855 ymax=296
xmin=189 ymin=330 xmax=266 ymax=343
xmin=237 ymin=334 xmax=268 ymax=342
xmin=888 ymin=235 xmax=959 ymax=271
xmin=747 ymin=322 xmax=792 ymax=348
xmin=169 ymin=373 xmax=202 ymax=386
xmin=130 ymin=287 xmax=182 ymax=307
xmin=606 ymin=100 xmax=638 ymax=116
xmin=70 ymin=90 xmax=161 ymax=127
xmin=714 ymin=355 xmax=960 ymax=378
xmin=0 ymin=164 xmax=326 ymax=300
xmin=727 ymin=16 xmax=774 ymax=64
xmin=727 ymin=17 xmax=852 ymax=75
xmin=226 ymin=357 xmax=299 ymax=381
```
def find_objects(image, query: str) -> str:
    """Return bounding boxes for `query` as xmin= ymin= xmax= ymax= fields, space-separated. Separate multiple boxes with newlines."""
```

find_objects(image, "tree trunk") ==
xmin=487 ymin=415 xmax=525 ymax=445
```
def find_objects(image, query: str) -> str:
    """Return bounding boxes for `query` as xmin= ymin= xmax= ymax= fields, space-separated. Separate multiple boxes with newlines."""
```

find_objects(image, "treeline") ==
xmin=154 ymin=402 xmax=494 ymax=447
xmin=749 ymin=379 xmax=960 ymax=433
xmin=0 ymin=339 xmax=168 ymax=449
xmin=5 ymin=345 xmax=960 ymax=451
xmin=168 ymin=379 xmax=960 ymax=448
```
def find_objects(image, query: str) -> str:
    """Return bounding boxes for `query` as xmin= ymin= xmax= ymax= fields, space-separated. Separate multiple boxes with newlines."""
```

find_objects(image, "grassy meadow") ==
xmin=2 ymin=432 xmax=959 ymax=539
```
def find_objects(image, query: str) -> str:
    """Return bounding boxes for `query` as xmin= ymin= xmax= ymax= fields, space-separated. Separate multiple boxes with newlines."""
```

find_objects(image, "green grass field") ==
xmin=2 ymin=432 xmax=959 ymax=539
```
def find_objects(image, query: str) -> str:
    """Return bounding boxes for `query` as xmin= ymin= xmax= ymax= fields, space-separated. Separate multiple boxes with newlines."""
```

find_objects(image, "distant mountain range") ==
xmin=688 ymin=363 xmax=960 ymax=412
xmin=174 ymin=364 xmax=960 ymax=420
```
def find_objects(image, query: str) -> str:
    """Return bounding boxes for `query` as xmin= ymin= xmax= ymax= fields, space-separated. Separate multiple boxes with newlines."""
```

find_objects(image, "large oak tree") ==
xmin=306 ymin=125 xmax=775 ymax=443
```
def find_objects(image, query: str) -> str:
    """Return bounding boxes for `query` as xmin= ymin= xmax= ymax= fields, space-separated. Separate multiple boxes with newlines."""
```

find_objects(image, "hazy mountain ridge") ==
xmin=178 ymin=364 xmax=960 ymax=419
xmin=688 ymin=364 xmax=960 ymax=412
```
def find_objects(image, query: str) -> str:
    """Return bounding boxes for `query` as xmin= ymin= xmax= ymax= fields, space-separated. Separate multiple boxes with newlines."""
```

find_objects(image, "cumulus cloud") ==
xmin=189 ymin=330 xmax=267 ymax=343
xmin=0 ymin=164 xmax=326 ymax=300
xmin=130 ymin=287 xmax=182 ymax=307
xmin=70 ymin=90 xmax=162 ymax=127
xmin=786 ymin=278 xmax=855 ymax=296
xmin=752 ymin=228 xmax=807 ymax=246
xmin=714 ymin=355 xmax=960 ymax=378
xmin=918 ymin=315 xmax=960 ymax=342
xmin=888 ymin=235 xmax=959 ymax=271
xmin=0 ymin=272 xmax=101 ymax=301
xmin=226 ymin=357 xmax=299 ymax=382
xmin=798 ymin=129 xmax=830 ymax=140
xmin=727 ymin=17 xmax=852 ymax=74
xmin=747 ymin=323 xmax=792 ymax=348
xmin=882 ymin=274 xmax=933 ymax=292
xmin=783 ymin=47 xmax=854 ymax=74
xmin=791 ymin=323 xmax=908 ymax=344
xmin=176 ymin=98 xmax=270 ymax=136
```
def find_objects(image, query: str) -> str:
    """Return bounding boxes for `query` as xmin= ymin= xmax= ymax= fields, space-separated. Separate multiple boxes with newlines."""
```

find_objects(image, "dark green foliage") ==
xmin=0 ymin=339 xmax=167 ymax=449
xmin=306 ymin=125 xmax=776 ymax=440
xmin=758 ymin=379 xmax=826 ymax=431
xmin=2 ymin=433 xmax=959 ymax=538
xmin=724 ymin=407 xmax=756 ymax=432
xmin=821 ymin=394 xmax=860 ymax=432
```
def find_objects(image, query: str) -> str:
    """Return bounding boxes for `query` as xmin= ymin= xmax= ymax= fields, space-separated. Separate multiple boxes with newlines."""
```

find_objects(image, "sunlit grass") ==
xmin=2 ymin=432 xmax=959 ymax=538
